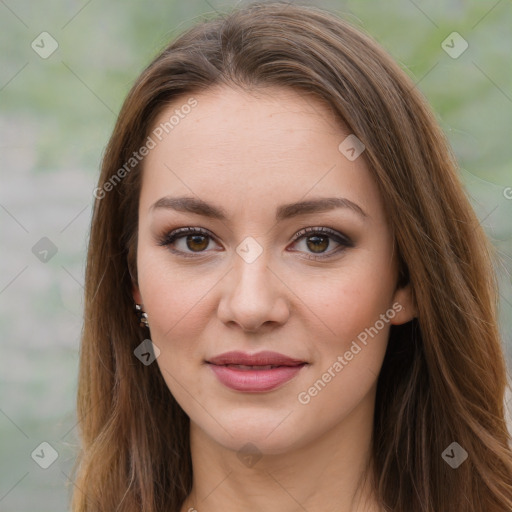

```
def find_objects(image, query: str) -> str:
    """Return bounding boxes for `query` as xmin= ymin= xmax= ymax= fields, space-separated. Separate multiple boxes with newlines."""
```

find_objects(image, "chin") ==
xmin=201 ymin=411 xmax=307 ymax=456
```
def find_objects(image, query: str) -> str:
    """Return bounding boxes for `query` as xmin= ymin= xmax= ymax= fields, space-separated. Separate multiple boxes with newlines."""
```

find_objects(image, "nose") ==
xmin=217 ymin=248 xmax=291 ymax=333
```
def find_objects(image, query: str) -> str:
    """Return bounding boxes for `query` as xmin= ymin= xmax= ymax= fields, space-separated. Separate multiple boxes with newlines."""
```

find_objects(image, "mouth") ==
xmin=205 ymin=351 xmax=309 ymax=392
xmin=206 ymin=361 xmax=309 ymax=393
xmin=207 ymin=363 xmax=307 ymax=370
xmin=205 ymin=350 xmax=308 ymax=367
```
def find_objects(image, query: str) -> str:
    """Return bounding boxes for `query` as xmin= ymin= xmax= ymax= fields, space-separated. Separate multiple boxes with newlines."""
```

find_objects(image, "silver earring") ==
xmin=135 ymin=303 xmax=149 ymax=328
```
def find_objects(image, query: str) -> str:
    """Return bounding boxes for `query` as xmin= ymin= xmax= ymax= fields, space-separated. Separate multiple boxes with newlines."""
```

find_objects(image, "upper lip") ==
xmin=206 ymin=351 xmax=307 ymax=366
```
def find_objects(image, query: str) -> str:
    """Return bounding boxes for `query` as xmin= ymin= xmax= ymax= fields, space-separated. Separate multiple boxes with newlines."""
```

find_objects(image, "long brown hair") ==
xmin=70 ymin=2 xmax=512 ymax=511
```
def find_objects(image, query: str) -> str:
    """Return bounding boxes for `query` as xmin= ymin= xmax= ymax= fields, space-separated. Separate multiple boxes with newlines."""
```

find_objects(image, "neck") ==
xmin=180 ymin=386 xmax=382 ymax=512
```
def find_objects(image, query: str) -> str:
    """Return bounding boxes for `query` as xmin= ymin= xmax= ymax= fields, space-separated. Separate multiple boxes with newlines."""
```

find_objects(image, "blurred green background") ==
xmin=1 ymin=1 xmax=511 ymax=510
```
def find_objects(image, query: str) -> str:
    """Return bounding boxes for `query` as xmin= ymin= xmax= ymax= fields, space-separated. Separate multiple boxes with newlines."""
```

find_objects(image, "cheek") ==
xmin=293 ymin=260 xmax=396 ymax=351
xmin=136 ymin=245 xmax=215 ymax=336
xmin=300 ymin=283 xmax=391 ymax=403
xmin=135 ymin=249 xmax=226 ymax=399
xmin=290 ymin=270 xmax=394 ymax=433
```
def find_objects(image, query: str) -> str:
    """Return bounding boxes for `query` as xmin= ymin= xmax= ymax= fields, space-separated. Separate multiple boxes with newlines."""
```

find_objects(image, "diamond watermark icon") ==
xmin=441 ymin=32 xmax=468 ymax=59
xmin=31 ymin=441 xmax=59 ymax=469
xmin=31 ymin=32 xmax=59 ymax=59
xmin=236 ymin=236 xmax=263 ymax=264
xmin=441 ymin=441 xmax=468 ymax=469
xmin=32 ymin=237 xmax=58 ymax=263
xmin=237 ymin=442 xmax=263 ymax=468
xmin=134 ymin=338 xmax=160 ymax=365
xmin=338 ymin=134 xmax=365 ymax=161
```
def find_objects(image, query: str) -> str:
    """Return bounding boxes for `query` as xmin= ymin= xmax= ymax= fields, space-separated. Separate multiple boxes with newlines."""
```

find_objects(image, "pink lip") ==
xmin=208 ymin=364 xmax=307 ymax=392
xmin=206 ymin=350 xmax=306 ymax=367
xmin=206 ymin=351 xmax=308 ymax=392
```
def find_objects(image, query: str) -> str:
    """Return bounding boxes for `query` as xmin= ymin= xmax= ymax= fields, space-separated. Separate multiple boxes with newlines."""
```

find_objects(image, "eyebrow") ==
xmin=150 ymin=196 xmax=368 ymax=221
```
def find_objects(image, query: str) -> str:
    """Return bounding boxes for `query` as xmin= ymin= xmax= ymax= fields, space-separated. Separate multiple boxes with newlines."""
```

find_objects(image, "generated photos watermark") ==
xmin=93 ymin=97 xmax=198 ymax=199
xmin=297 ymin=301 xmax=403 ymax=405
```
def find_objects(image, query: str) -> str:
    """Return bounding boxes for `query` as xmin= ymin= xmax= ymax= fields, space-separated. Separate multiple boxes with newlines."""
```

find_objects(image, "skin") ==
xmin=132 ymin=85 xmax=415 ymax=512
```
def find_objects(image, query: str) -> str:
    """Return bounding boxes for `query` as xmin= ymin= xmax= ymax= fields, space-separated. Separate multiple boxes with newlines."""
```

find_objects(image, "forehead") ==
xmin=139 ymin=85 xmax=382 ymax=220
xmin=149 ymin=86 xmax=343 ymax=160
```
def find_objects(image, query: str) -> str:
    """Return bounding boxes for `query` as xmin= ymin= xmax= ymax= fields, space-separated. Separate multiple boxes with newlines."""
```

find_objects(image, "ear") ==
xmin=389 ymin=283 xmax=416 ymax=325
xmin=132 ymin=283 xmax=143 ymax=305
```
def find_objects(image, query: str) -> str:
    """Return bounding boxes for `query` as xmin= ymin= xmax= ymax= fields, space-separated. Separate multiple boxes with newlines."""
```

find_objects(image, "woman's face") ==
xmin=133 ymin=85 xmax=414 ymax=455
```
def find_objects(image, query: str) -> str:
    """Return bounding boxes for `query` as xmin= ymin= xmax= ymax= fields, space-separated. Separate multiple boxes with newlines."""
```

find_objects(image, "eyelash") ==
xmin=157 ymin=226 xmax=354 ymax=261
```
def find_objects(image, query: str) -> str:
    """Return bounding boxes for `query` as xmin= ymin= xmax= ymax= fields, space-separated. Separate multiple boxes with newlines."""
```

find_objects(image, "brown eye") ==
xmin=305 ymin=235 xmax=330 ymax=253
xmin=186 ymin=234 xmax=209 ymax=252
xmin=290 ymin=227 xmax=354 ymax=260
xmin=158 ymin=227 xmax=219 ymax=256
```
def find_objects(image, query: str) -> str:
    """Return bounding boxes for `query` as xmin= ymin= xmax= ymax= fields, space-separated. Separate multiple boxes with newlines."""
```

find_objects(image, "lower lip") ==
xmin=208 ymin=363 xmax=307 ymax=392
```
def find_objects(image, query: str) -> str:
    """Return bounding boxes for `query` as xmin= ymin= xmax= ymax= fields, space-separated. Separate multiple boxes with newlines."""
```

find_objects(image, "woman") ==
xmin=71 ymin=2 xmax=512 ymax=511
